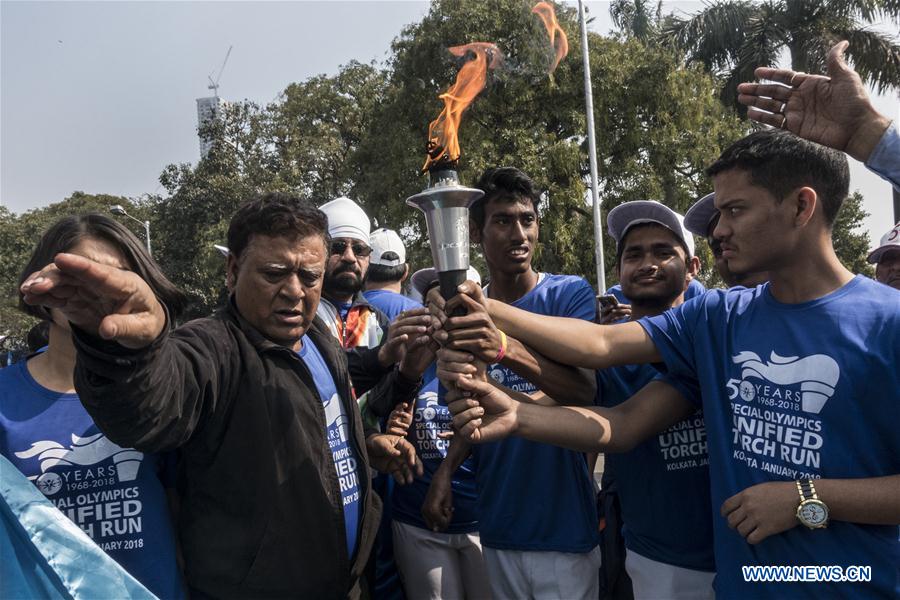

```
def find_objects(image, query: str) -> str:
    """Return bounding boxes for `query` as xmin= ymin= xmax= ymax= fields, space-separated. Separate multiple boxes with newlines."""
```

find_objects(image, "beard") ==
xmin=324 ymin=265 xmax=363 ymax=297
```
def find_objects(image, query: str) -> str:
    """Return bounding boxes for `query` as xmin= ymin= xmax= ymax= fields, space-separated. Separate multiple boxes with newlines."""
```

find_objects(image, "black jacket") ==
xmin=72 ymin=301 xmax=387 ymax=599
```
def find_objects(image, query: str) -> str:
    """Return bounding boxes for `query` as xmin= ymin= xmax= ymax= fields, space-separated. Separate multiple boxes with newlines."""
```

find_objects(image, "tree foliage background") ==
xmin=1 ymin=0 xmax=878 ymax=351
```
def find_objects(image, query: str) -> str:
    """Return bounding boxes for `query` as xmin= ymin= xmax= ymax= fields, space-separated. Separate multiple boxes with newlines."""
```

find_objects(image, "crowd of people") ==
xmin=1 ymin=41 xmax=898 ymax=600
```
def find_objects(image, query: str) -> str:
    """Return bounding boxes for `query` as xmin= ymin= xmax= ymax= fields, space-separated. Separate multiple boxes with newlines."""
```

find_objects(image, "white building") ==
xmin=196 ymin=96 xmax=227 ymax=159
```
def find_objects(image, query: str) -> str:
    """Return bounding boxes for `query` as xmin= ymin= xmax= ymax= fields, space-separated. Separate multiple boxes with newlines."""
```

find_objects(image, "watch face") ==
xmin=799 ymin=501 xmax=828 ymax=527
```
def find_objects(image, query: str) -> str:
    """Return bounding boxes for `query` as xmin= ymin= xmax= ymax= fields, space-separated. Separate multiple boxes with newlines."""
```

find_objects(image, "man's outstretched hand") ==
xmin=737 ymin=40 xmax=891 ymax=163
xmin=20 ymin=253 xmax=166 ymax=349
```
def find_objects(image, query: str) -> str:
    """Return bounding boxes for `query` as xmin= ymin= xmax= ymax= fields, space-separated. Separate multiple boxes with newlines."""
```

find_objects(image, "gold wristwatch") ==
xmin=796 ymin=479 xmax=829 ymax=529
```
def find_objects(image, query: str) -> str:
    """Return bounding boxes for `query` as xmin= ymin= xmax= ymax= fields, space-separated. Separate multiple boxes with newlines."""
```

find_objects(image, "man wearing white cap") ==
xmin=317 ymin=197 xmax=388 ymax=349
xmin=316 ymin=198 xmax=429 ymax=357
xmin=869 ymin=222 xmax=900 ymax=290
xmin=316 ymin=198 xmax=429 ymax=405
xmin=363 ymin=228 xmax=421 ymax=321
xmin=594 ymin=200 xmax=715 ymax=599
xmin=684 ymin=192 xmax=768 ymax=289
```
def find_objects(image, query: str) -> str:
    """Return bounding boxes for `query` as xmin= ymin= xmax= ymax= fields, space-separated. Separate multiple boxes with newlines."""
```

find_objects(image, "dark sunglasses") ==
xmin=331 ymin=240 xmax=372 ymax=257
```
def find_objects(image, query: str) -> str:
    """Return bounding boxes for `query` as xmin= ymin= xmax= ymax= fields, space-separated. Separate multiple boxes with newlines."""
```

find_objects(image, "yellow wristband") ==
xmin=494 ymin=330 xmax=508 ymax=363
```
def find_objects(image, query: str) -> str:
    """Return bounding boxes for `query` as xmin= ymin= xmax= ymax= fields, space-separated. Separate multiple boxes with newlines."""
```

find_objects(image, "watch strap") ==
xmin=797 ymin=479 xmax=818 ymax=501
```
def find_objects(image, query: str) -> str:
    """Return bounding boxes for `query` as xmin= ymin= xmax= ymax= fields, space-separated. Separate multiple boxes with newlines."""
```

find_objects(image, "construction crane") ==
xmin=207 ymin=45 xmax=233 ymax=98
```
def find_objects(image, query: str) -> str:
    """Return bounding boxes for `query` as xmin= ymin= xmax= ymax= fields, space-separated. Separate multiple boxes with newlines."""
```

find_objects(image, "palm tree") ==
xmin=609 ymin=0 xmax=664 ymax=42
xmin=663 ymin=0 xmax=900 ymax=108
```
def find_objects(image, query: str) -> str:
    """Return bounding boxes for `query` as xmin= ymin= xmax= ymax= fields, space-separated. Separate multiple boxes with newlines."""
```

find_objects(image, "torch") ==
xmin=407 ymin=43 xmax=500 ymax=413
xmin=406 ymin=167 xmax=482 ymax=301
xmin=407 ymin=42 xmax=500 ymax=303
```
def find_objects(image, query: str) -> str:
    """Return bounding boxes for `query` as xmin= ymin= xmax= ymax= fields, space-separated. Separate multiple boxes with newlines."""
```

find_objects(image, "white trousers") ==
xmin=625 ymin=549 xmax=715 ymax=600
xmin=482 ymin=546 xmax=601 ymax=600
xmin=391 ymin=520 xmax=491 ymax=599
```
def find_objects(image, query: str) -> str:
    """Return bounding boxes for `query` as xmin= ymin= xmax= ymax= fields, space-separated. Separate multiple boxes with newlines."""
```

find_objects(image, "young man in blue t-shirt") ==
xmin=428 ymin=167 xmax=602 ymax=599
xmin=597 ymin=200 xmax=715 ymax=599
xmin=362 ymin=227 xmax=489 ymax=599
xmin=439 ymin=130 xmax=900 ymax=598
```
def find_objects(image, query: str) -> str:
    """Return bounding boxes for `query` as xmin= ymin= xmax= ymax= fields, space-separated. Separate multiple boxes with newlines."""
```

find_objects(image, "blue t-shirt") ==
xmin=475 ymin=273 xmax=600 ymax=552
xmin=639 ymin=276 xmax=900 ymax=598
xmin=0 ymin=358 xmax=185 ymax=599
xmin=391 ymin=376 xmax=479 ymax=533
xmin=363 ymin=290 xmax=422 ymax=322
xmin=597 ymin=364 xmax=714 ymax=571
xmin=297 ymin=336 xmax=362 ymax=559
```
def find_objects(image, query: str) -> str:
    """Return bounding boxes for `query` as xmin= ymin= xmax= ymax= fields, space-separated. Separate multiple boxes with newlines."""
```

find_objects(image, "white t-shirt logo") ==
xmin=731 ymin=351 xmax=840 ymax=414
xmin=14 ymin=433 xmax=144 ymax=495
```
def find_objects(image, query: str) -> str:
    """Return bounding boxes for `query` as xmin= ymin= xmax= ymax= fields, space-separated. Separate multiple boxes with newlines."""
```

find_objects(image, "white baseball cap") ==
xmin=607 ymin=200 xmax=695 ymax=257
xmin=370 ymin=228 xmax=406 ymax=266
xmin=319 ymin=197 xmax=370 ymax=244
xmin=684 ymin=193 xmax=717 ymax=237
xmin=867 ymin=222 xmax=900 ymax=264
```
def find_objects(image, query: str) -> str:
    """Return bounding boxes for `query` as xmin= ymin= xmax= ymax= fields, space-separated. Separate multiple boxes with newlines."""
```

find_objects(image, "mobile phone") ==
xmin=597 ymin=294 xmax=619 ymax=309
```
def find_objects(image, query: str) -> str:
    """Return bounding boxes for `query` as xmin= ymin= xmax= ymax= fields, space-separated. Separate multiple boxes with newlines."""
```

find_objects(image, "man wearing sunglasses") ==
xmin=318 ymin=197 xmax=438 ymax=600
xmin=317 ymin=197 xmax=386 ymax=351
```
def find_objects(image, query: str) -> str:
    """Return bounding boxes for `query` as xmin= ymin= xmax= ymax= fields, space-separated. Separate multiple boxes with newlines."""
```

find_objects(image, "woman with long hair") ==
xmin=1 ymin=214 xmax=187 ymax=599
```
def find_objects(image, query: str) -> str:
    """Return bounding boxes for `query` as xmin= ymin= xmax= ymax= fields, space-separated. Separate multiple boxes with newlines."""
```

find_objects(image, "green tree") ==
xmin=155 ymin=149 xmax=265 ymax=320
xmin=663 ymin=0 xmax=900 ymax=108
xmin=272 ymin=61 xmax=391 ymax=199
xmin=833 ymin=191 xmax=874 ymax=276
xmin=608 ymin=0 xmax=879 ymax=281
xmin=355 ymin=0 xmax=747 ymax=288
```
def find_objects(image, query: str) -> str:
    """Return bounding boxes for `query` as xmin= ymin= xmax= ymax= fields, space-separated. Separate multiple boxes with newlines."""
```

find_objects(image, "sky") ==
xmin=1 ymin=1 xmax=897 ymax=245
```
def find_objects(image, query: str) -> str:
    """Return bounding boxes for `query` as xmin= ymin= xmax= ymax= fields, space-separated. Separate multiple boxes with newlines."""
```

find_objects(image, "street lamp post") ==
xmin=110 ymin=205 xmax=152 ymax=255
xmin=577 ymin=0 xmax=607 ymax=294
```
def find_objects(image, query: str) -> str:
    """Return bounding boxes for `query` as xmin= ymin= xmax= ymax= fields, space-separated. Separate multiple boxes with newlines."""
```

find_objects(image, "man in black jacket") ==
xmin=20 ymin=193 xmax=422 ymax=599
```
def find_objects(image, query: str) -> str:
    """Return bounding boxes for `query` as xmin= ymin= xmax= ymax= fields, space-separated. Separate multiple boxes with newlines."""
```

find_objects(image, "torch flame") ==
xmin=531 ymin=1 xmax=568 ymax=73
xmin=423 ymin=42 xmax=502 ymax=172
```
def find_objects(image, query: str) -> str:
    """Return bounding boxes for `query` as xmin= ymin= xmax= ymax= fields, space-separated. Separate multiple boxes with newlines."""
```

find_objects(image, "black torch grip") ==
xmin=438 ymin=269 xmax=468 ymax=316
